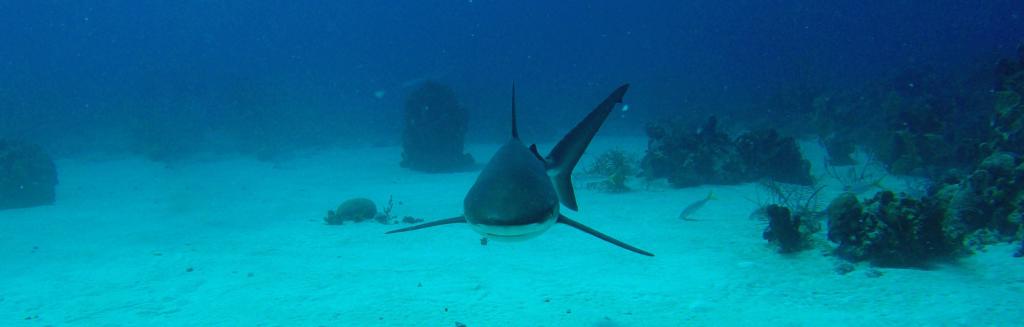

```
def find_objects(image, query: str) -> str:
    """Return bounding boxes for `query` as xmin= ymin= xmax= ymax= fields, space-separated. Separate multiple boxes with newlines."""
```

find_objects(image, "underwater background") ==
xmin=2 ymin=1 xmax=1024 ymax=326
xmin=5 ymin=1 xmax=1023 ymax=156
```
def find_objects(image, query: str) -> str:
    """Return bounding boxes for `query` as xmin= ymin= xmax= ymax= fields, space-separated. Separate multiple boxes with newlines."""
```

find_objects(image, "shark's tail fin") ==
xmin=545 ymin=84 xmax=630 ymax=211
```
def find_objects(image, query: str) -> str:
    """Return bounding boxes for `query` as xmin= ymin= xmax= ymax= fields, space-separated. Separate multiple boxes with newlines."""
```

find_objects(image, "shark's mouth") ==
xmin=469 ymin=217 xmax=557 ymax=241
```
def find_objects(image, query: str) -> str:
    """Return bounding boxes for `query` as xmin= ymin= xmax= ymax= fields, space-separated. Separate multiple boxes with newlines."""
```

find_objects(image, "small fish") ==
xmin=679 ymin=191 xmax=717 ymax=221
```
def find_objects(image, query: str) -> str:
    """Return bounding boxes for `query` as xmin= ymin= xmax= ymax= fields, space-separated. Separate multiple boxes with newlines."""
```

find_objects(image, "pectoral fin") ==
xmin=385 ymin=216 xmax=466 ymax=234
xmin=557 ymin=214 xmax=654 ymax=256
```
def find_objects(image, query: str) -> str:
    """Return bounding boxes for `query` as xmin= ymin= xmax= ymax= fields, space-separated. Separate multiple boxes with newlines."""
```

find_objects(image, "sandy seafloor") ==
xmin=1 ymin=137 xmax=1022 ymax=326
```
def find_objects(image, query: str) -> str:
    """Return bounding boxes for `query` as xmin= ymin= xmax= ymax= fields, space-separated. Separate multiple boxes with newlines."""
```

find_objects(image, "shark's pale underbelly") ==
xmin=467 ymin=216 xmax=558 ymax=241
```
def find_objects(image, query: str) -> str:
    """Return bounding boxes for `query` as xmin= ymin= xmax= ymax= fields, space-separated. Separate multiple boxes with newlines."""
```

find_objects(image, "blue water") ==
xmin=2 ymin=1 xmax=1023 ymax=325
xmin=4 ymin=1 xmax=1022 ymax=154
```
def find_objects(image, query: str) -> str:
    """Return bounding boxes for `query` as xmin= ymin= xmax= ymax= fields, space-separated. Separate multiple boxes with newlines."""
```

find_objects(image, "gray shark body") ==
xmin=386 ymin=84 xmax=653 ymax=256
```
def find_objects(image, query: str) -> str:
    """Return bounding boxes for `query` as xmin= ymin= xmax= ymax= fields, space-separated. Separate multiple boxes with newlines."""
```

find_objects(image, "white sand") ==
xmin=1 ymin=137 xmax=1022 ymax=326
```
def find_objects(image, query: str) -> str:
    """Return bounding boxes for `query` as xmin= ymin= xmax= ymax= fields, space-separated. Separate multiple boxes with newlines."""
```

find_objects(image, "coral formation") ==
xmin=874 ymin=130 xmax=958 ymax=176
xmin=824 ymin=159 xmax=886 ymax=195
xmin=0 ymin=139 xmax=58 ymax=210
xmin=931 ymin=152 xmax=1024 ymax=248
xmin=642 ymin=116 xmax=813 ymax=187
xmin=400 ymin=81 xmax=474 ymax=173
xmin=805 ymin=65 xmax=992 ymax=177
xmin=820 ymin=134 xmax=857 ymax=166
xmin=751 ymin=180 xmax=824 ymax=253
xmin=984 ymin=90 xmax=1024 ymax=155
xmin=826 ymin=191 xmax=952 ymax=267
xmin=995 ymin=44 xmax=1024 ymax=94
xmin=642 ymin=116 xmax=745 ymax=187
xmin=707 ymin=48 xmax=1024 ymax=263
xmin=584 ymin=149 xmax=638 ymax=193
xmin=325 ymin=198 xmax=378 ymax=225
xmin=753 ymin=179 xmax=826 ymax=219
xmin=762 ymin=204 xmax=819 ymax=253
xmin=824 ymin=88 xmax=1024 ymax=264
xmin=882 ymin=69 xmax=991 ymax=175
xmin=735 ymin=129 xmax=813 ymax=185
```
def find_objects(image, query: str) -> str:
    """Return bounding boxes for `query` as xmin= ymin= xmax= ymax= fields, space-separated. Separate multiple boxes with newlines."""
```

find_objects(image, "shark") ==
xmin=386 ymin=83 xmax=653 ymax=256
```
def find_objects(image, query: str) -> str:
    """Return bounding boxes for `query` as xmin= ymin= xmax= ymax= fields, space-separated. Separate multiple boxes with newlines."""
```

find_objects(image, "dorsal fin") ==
xmin=546 ymin=84 xmax=629 ymax=211
xmin=511 ymin=82 xmax=519 ymax=140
